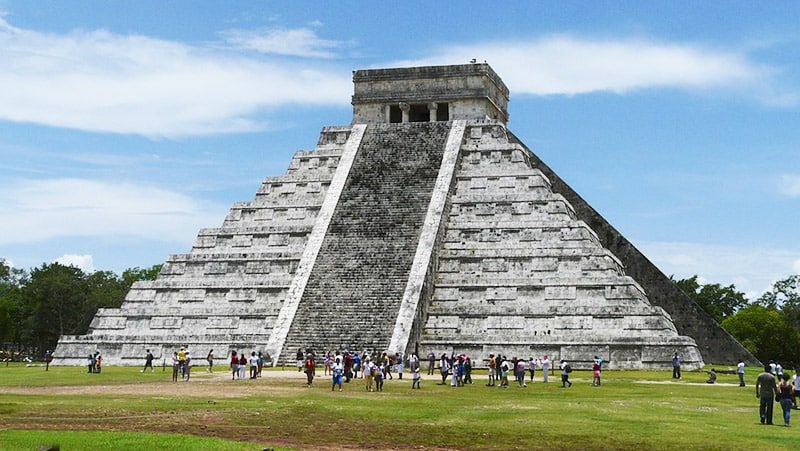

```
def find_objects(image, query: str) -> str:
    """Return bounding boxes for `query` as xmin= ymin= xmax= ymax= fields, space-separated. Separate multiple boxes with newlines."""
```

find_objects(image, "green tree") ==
xmin=24 ymin=263 xmax=87 ymax=352
xmin=673 ymin=275 xmax=749 ymax=323
xmin=756 ymin=275 xmax=800 ymax=328
xmin=0 ymin=260 xmax=28 ymax=351
xmin=722 ymin=305 xmax=800 ymax=366
xmin=121 ymin=264 xmax=163 ymax=287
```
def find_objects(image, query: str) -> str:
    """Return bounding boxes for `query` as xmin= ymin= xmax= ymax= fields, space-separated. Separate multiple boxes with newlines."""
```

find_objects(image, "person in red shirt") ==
xmin=230 ymin=351 xmax=238 ymax=380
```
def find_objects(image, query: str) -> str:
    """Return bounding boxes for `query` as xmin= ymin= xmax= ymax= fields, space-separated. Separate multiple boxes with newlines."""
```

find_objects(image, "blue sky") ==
xmin=0 ymin=1 xmax=798 ymax=300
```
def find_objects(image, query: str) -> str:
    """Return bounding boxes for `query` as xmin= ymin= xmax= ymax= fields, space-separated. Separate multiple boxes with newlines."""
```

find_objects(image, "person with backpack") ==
xmin=560 ymin=359 xmax=572 ymax=388
xmin=141 ymin=349 xmax=154 ymax=373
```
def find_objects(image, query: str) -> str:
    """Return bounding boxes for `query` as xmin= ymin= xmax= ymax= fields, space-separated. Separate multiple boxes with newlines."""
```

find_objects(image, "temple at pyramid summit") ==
xmin=53 ymin=63 xmax=758 ymax=369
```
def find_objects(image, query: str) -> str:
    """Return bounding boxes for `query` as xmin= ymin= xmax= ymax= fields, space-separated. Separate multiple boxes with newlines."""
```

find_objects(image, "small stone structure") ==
xmin=54 ymin=64 xmax=758 ymax=369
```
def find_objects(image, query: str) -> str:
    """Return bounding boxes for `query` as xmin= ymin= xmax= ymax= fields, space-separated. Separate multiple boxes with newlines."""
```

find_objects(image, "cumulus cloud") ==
xmin=55 ymin=254 xmax=95 ymax=272
xmin=221 ymin=27 xmax=345 ymax=58
xmin=390 ymin=35 xmax=769 ymax=97
xmin=0 ymin=18 xmax=351 ymax=138
xmin=778 ymin=174 xmax=800 ymax=197
xmin=0 ymin=178 xmax=227 ymax=244
xmin=637 ymin=240 xmax=800 ymax=301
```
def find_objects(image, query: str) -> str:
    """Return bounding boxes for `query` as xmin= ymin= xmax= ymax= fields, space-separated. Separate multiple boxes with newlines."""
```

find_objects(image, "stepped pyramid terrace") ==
xmin=54 ymin=63 xmax=758 ymax=369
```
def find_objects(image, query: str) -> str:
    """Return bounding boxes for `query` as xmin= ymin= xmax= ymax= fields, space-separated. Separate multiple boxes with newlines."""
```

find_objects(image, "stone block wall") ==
xmin=279 ymin=122 xmax=450 ymax=357
xmin=416 ymin=123 xmax=704 ymax=369
xmin=52 ymin=127 xmax=354 ymax=366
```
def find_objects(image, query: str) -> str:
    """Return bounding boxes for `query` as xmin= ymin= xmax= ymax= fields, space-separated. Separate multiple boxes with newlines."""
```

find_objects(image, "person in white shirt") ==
xmin=737 ymin=359 xmax=746 ymax=387
xmin=793 ymin=369 xmax=800 ymax=409
xmin=541 ymin=355 xmax=550 ymax=383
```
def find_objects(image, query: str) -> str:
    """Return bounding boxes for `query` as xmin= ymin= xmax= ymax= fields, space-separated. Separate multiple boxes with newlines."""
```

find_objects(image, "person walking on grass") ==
xmin=141 ymin=349 xmax=154 ymax=373
xmin=230 ymin=351 xmax=238 ymax=380
xmin=672 ymin=352 xmax=681 ymax=379
xmin=793 ymin=369 xmax=800 ymax=409
xmin=206 ymin=349 xmax=214 ymax=373
xmin=412 ymin=367 xmax=421 ymax=389
xmin=778 ymin=373 xmax=795 ymax=427
xmin=560 ymin=359 xmax=572 ymax=388
xmin=528 ymin=357 xmax=536 ymax=383
xmin=439 ymin=353 xmax=450 ymax=385
xmin=737 ymin=359 xmax=745 ymax=387
xmin=331 ymin=356 xmax=343 ymax=392
xmin=756 ymin=364 xmax=779 ymax=425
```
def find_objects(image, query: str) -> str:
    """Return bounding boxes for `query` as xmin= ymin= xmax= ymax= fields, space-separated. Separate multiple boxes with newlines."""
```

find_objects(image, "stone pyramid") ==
xmin=54 ymin=64 xmax=757 ymax=369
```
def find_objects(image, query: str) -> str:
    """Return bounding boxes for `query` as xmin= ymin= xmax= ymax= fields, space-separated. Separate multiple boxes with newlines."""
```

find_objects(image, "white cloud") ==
xmin=222 ymin=27 xmax=344 ymax=58
xmin=0 ymin=18 xmax=351 ymax=138
xmin=0 ymin=178 xmax=227 ymax=244
xmin=55 ymin=254 xmax=95 ymax=272
xmin=390 ymin=35 xmax=769 ymax=97
xmin=637 ymin=240 xmax=800 ymax=301
xmin=778 ymin=174 xmax=800 ymax=197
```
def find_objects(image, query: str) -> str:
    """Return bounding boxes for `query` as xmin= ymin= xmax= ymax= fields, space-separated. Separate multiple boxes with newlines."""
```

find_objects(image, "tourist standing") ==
xmin=487 ymin=353 xmax=496 ymax=387
xmin=793 ymin=369 xmax=800 ymax=409
xmin=238 ymin=353 xmax=247 ymax=380
xmin=141 ymin=349 xmax=154 ymax=373
xmin=464 ymin=357 xmax=473 ymax=384
xmin=560 ymin=359 xmax=572 ymax=388
xmin=778 ymin=373 xmax=795 ymax=427
xmin=439 ymin=353 xmax=450 ymax=385
xmin=672 ymin=352 xmax=681 ymax=379
xmin=541 ymin=355 xmax=550 ymax=383
xmin=331 ymin=356 xmax=343 ymax=391
xmin=44 ymin=350 xmax=52 ymax=372
xmin=396 ymin=352 xmax=404 ymax=380
xmin=172 ymin=351 xmax=180 ymax=382
xmin=427 ymin=351 xmax=436 ymax=375
xmin=412 ymin=367 xmax=421 ymax=389
xmin=296 ymin=348 xmax=304 ymax=372
xmin=95 ymin=352 xmax=103 ymax=373
xmin=183 ymin=351 xmax=192 ymax=381
xmin=408 ymin=352 xmax=419 ymax=373
xmin=516 ymin=358 xmax=527 ymax=387
xmin=737 ymin=359 xmax=746 ymax=387
xmin=304 ymin=353 xmax=315 ymax=387
xmin=528 ymin=357 xmax=536 ymax=383
xmin=756 ymin=364 xmax=779 ymax=425
xmin=249 ymin=352 xmax=259 ymax=379
xmin=363 ymin=356 xmax=374 ymax=392
xmin=206 ymin=349 xmax=214 ymax=373
xmin=592 ymin=358 xmax=602 ymax=386
xmin=230 ymin=351 xmax=239 ymax=380
xmin=375 ymin=363 xmax=385 ymax=392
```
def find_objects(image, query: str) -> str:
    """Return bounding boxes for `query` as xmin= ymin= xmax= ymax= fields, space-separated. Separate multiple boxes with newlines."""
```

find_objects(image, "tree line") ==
xmin=0 ymin=259 xmax=161 ymax=359
xmin=674 ymin=274 xmax=800 ymax=367
xmin=2 ymin=257 xmax=798 ymax=366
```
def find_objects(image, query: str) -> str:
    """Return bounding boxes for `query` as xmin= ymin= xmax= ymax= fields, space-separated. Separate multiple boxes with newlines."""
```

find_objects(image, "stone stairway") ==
xmin=53 ymin=127 xmax=354 ymax=366
xmin=279 ymin=122 xmax=451 ymax=357
xmin=417 ymin=123 xmax=701 ymax=369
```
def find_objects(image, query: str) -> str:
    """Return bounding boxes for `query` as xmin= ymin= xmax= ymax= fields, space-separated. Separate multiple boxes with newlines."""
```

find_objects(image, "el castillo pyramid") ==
xmin=54 ymin=64 xmax=758 ymax=369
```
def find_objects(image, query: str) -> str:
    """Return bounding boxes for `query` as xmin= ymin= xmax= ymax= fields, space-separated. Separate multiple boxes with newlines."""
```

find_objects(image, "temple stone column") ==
xmin=428 ymin=102 xmax=438 ymax=122
xmin=400 ymin=102 xmax=410 ymax=123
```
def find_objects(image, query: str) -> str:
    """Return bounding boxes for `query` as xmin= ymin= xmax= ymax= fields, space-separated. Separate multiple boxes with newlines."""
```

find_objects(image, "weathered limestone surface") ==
xmin=414 ymin=122 xmax=705 ymax=369
xmin=53 ymin=127 xmax=354 ymax=366
xmin=54 ymin=63 xmax=757 ymax=369
xmin=278 ymin=122 xmax=451 ymax=356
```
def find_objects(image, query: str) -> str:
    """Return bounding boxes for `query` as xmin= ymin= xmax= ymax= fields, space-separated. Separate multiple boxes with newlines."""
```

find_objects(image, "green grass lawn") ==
xmin=0 ymin=363 xmax=796 ymax=450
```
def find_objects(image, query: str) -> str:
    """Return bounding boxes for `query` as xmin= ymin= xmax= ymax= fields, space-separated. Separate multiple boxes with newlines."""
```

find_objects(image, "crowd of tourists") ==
xmin=287 ymin=348 xmax=605 ymax=393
